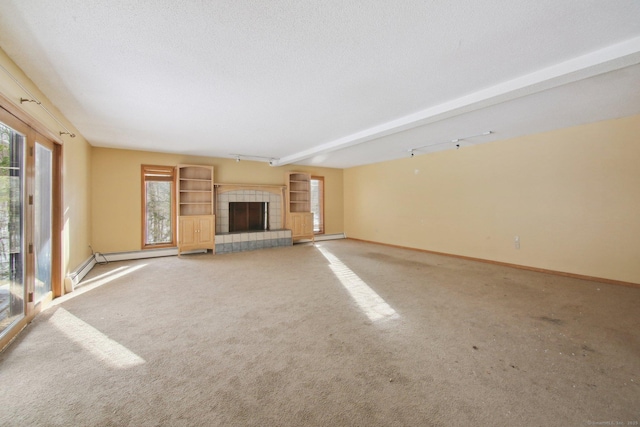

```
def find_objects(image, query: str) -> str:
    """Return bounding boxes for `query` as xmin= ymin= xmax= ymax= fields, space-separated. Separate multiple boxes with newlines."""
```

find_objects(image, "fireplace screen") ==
xmin=229 ymin=202 xmax=268 ymax=232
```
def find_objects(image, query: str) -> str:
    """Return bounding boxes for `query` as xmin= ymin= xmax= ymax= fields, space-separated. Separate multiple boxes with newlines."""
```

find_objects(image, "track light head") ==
xmin=20 ymin=97 xmax=41 ymax=105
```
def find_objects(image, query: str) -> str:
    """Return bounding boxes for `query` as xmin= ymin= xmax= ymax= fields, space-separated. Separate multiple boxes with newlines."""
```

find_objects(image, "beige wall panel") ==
xmin=0 ymin=48 xmax=92 ymax=276
xmin=91 ymin=148 xmax=343 ymax=252
xmin=62 ymin=134 xmax=92 ymax=272
xmin=344 ymin=115 xmax=640 ymax=284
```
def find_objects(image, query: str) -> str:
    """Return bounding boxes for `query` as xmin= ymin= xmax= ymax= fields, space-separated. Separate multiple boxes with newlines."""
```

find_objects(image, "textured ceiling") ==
xmin=0 ymin=1 xmax=639 ymax=168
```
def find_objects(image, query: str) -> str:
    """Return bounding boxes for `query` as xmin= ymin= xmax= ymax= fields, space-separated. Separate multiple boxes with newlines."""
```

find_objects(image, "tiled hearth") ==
xmin=215 ymin=185 xmax=292 ymax=254
xmin=215 ymin=230 xmax=292 ymax=254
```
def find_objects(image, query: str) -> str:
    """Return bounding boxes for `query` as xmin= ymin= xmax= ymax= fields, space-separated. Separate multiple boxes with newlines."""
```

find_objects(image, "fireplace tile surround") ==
xmin=215 ymin=186 xmax=292 ymax=254
xmin=216 ymin=189 xmax=283 ymax=232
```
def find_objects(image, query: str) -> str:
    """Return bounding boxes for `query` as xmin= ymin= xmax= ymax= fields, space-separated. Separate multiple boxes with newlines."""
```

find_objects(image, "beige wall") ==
xmin=344 ymin=115 xmax=640 ymax=284
xmin=0 ymin=48 xmax=92 ymax=277
xmin=91 ymin=148 xmax=344 ymax=253
xmin=5 ymin=43 xmax=638 ymax=285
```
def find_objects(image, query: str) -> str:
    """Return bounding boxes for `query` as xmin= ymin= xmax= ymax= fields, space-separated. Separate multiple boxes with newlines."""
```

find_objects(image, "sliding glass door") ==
xmin=0 ymin=106 xmax=60 ymax=346
xmin=34 ymin=141 xmax=53 ymax=304
xmin=0 ymin=120 xmax=25 ymax=336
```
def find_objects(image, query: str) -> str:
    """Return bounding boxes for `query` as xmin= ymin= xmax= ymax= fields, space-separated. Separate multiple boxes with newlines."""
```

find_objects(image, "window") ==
xmin=310 ymin=176 xmax=324 ymax=234
xmin=142 ymin=165 xmax=175 ymax=248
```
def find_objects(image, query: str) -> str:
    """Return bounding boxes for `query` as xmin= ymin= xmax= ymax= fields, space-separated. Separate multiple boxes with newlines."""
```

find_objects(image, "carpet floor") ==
xmin=1 ymin=239 xmax=638 ymax=426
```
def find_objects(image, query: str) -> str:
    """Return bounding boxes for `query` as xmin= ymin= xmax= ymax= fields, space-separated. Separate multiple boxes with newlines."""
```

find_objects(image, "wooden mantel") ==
xmin=214 ymin=183 xmax=286 ymax=196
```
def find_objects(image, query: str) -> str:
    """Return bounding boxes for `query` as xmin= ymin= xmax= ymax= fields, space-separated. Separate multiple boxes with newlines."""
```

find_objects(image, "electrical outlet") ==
xmin=514 ymin=236 xmax=520 ymax=249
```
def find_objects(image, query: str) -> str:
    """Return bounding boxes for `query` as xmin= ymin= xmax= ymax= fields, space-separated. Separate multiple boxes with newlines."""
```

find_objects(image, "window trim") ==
xmin=0 ymin=103 xmax=63 ymax=350
xmin=141 ymin=165 xmax=176 ymax=249
xmin=310 ymin=176 xmax=325 ymax=235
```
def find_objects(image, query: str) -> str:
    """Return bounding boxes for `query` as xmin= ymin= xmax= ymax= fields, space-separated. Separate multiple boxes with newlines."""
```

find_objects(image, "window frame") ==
xmin=141 ymin=165 xmax=176 ymax=249
xmin=310 ymin=176 xmax=325 ymax=235
xmin=0 ymin=102 xmax=63 ymax=350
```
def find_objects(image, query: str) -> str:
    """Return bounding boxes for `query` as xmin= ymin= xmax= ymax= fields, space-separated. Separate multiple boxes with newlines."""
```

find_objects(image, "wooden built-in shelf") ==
xmin=177 ymin=164 xmax=215 ymax=254
xmin=285 ymin=172 xmax=314 ymax=241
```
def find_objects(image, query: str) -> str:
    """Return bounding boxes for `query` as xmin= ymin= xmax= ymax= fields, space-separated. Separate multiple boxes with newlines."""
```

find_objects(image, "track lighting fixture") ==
xmin=408 ymin=131 xmax=492 ymax=157
xmin=231 ymin=154 xmax=280 ymax=166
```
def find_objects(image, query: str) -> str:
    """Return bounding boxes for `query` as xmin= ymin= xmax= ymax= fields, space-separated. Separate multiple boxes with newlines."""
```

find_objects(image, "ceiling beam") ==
xmin=272 ymin=36 xmax=640 ymax=167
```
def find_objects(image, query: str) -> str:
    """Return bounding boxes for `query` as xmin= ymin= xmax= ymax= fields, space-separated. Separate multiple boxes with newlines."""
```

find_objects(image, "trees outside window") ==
xmin=0 ymin=120 xmax=25 ymax=336
xmin=310 ymin=177 xmax=324 ymax=234
xmin=142 ymin=165 xmax=175 ymax=248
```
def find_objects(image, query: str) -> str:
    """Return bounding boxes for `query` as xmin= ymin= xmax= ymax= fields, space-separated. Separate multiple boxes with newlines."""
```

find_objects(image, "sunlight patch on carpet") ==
xmin=79 ymin=264 xmax=147 ymax=289
xmin=317 ymin=246 xmax=399 ymax=322
xmin=52 ymin=264 xmax=149 ymax=307
xmin=50 ymin=308 xmax=145 ymax=369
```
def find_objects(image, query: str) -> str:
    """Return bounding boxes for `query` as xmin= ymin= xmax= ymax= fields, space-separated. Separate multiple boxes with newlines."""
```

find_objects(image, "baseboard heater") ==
xmin=64 ymin=255 xmax=97 ymax=292
xmin=96 ymin=247 xmax=181 ymax=262
xmin=301 ymin=233 xmax=346 ymax=242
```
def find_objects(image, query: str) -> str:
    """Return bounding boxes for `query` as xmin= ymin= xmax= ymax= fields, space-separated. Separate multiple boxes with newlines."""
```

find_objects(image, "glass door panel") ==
xmin=310 ymin=177 xmax=324 ymax=234
xmin=0 ymin=121 xmax=25 ymax=337
xmin=34 ymin=142 xmax=52 ymax=303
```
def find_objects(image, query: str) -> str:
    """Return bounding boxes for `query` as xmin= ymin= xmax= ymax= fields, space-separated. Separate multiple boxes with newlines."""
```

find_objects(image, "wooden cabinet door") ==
xmin=179 ymin=217 xmax=197 ymax=246
xmin=178 ymin=215 xmax=215 ymax=253
xmin=302 ymin=212 xmax=314 ymax=235
xmin=291 ymin=213 xmax=304 ymax=237
xmin=290 ymin=212 xmax=313 ymax=240
xmin=198 ymin=216 xmax=214 ymax=245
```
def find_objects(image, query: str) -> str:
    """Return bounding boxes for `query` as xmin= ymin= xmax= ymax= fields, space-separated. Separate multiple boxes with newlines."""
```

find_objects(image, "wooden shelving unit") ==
xmin=288 ymin=172 xmax=311 ymax=213
xmin=177 ymin=165 xmax=215 ymax=254
xmin=285 ymin=172 xmax=314 ymax=242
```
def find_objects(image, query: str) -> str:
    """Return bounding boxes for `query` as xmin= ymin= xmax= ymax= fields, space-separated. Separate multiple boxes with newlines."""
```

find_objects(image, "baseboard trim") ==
xmin=347 ymin=238 xmax=640 ymax=288
xmin=314 ymin=233 xmax=346 ymax=242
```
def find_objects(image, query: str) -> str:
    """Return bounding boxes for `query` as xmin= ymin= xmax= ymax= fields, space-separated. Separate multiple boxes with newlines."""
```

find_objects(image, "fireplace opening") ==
xmin=229 ymin=202 xmax=268 ymax=232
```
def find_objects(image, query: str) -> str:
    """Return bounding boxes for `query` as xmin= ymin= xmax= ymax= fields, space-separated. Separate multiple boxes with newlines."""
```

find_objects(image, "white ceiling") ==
xmin=1 ymin=1 xmax=639 ymax=168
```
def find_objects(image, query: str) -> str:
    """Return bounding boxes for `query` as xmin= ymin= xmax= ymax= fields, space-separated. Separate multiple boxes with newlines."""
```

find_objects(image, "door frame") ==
xmin=0 ymin=100 xmax=63 ymax=349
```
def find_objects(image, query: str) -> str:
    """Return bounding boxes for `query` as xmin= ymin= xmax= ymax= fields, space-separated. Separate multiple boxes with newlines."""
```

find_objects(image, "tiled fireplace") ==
xmin=214 ymin=184 xmax=292 ymax=254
